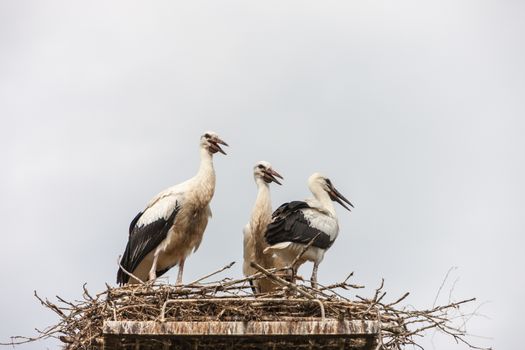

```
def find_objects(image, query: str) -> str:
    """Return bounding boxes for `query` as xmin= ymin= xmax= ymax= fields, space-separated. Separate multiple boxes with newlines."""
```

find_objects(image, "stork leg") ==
xmin=176 ymin=258 xmax=185 ymax=286
xmin=149 ymin=251 xmax=160 ymax=282
xmin=249 ymin=280 xmax=258 ymax=294
xmin=290 ymin=265 xmax=298 ymax=284
xmin=310 ymin=262 xmax=319 ymax=289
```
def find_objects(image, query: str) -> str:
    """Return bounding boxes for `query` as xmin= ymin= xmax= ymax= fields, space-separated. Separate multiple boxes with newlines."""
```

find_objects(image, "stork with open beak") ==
xmin=242 ymin=161 xmax=285 ymax=293
xmin=116 ymin=131 xmax=228 ymax=285
xmin=264 ymin=173 xmax=353 ymax=289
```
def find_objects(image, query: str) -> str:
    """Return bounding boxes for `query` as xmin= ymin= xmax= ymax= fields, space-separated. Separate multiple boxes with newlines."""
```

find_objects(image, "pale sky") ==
xmin=1 ymin=1 xmax=524 ymax=349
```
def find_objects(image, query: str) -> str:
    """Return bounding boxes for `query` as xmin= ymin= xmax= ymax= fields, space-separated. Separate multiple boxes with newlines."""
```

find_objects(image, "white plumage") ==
xmin=264 ymin=173 xmax=353 ymax=288
xmin=117 ymin=131 xmax=228 ymax=285
xmin=242 ymin=161 xmax=284 ymax=293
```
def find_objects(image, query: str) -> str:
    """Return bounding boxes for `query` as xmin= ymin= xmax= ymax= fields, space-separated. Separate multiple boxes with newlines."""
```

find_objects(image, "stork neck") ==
xmin=311 ymin=186 xmax=336 ymax=217
xmin=251 ymin=179 xmax=273 ymax=267
xmin=193 ymin=147 xmax=216 ymax=204
xmin=252 ymin=179 xmax=271 ymax=218
xmin=197 ymin=148 xmax=214 ymax=176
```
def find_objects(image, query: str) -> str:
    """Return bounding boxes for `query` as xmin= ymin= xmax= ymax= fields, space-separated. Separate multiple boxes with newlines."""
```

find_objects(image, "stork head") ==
xmin=308 ymin=173 xmax=354 ymax=211
xmin=253 ymin=161 xmax=283 ymax=185
xmin=200 ymin=131 xmax=229 ymax=155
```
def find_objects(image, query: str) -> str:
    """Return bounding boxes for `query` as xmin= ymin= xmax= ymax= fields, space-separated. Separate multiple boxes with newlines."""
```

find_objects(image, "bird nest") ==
xmin=3 ymin=262 xmax=488 ymax=350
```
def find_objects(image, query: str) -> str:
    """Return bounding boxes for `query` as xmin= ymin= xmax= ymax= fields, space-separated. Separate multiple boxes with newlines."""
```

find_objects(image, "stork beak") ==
xmin=327 ymin=183 xmax=354 ymax=212
xmin=264 ymin=168 xmax=284 ymax=185
xmin=210 ymin=137 xmax=229 ymax=155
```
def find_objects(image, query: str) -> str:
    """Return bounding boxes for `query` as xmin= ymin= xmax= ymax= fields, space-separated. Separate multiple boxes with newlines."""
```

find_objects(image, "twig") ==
xmin=387 ymin=292 xmax=410 ymax=307
xmin=250 ymin=262 xmax=316 ymax=300
xmin=117 ymin=255 xmax=145 ymax=285
xmin=187 ymin=261 xmax=235 ymax=286
xmin=290 ymin=233 xmax=321 ymax=268
xmin=433 ymin=266 xmax=457 ymax=308
xmin=250 ymin=262 xmax=326 ymax=319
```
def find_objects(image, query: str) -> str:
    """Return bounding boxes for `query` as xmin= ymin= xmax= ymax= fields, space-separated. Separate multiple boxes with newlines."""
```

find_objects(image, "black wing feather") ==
xmin=271 ymin=201 xmax=310 ymax=219
xmin=117 ymin=203 xmax=180 ymax=285
xmin=265 ymin=201 xmax=333 ymax=250
xmin=155 ymin=266 xmax=172 ymax=278
xmin=128 ymin=211 xmax=143 ymax=235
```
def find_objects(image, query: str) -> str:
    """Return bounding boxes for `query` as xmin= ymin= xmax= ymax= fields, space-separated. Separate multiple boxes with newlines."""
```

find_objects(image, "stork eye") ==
xmin=257 ymin=164 xmax=265 ymax=169
xmin=204 ymin=133 xmax=211 ymax=139
xmin=325 ymin=178 xmax=332 ymax=185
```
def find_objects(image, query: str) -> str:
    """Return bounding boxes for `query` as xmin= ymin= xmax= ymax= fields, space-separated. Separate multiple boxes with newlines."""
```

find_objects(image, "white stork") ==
xmin=242 ymin=161 xmax=284 ymax=293
xmin=264 ymin=173 xmax=353 ymax=289
xmin=116 ymin=131 xmax=228 ymax=285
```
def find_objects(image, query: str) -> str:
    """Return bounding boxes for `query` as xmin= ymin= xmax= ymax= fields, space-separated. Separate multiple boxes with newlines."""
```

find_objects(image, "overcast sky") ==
xmin=1 ymin=1 xmax=524 ymax=349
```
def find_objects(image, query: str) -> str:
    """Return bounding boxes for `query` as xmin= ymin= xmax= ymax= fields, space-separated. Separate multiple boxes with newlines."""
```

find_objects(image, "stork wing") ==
xmin=265 ymin=201 xmax=333 ymax=250
xmin=117 ymin=196 xmax=181 ymax=285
